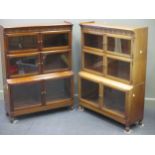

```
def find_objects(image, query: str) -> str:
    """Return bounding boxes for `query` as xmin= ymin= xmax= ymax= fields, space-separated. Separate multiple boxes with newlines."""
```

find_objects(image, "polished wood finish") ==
xmin=7 ymin=71 xmax=73 ymax=85
xmin=79 ymin=22 xmax=148 ymax=130
xmin=79 ymin=71 xmax=133 ymax=91
xmin=0 ymin=22 xmax=74 ymax=122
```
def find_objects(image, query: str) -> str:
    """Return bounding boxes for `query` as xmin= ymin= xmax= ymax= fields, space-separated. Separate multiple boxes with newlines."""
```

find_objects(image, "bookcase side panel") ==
xmin=132 ymin=28 xmax=148 ymax=85
xmin=0 ymin=27 xmax=12 ymax=115
xmin=126 ymin=84 xmax=145 ymax=125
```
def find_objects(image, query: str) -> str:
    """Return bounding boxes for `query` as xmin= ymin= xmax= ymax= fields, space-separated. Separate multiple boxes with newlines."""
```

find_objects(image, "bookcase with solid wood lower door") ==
xmin=79 ymin=22 xmax=148 ymax=131
xmin=0 ymin=22 xmax=74 ymax=122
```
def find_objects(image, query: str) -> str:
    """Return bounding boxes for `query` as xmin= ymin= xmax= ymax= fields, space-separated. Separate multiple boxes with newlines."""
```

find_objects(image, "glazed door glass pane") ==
xmin=81 ymin=79 xmax=99 ymax=104
xmin=104 ymin=86 xmax=125 ymax=113
xmin=43 ymin=52 xmax=69 ymax=72
xmin=84 ymin=33 xmax=103 ymax=49
xmin=11 ymin=83 xmax=41 ymax=109
xmin=42 ymin=33 xmax=69 ymax=48
xmin=8 ymin=35 xmax=38 ymax=51
xmin=107 ymin=37 xmax=131 ymax=55
xmin=107 ymin=58 xmax=130 ymax=81
xmin=8 ymin=55 xmax=39 ymax=77
xmin=45 ymin=78 xmax=71 ymax=103
xmin=84 ymin=52 xmax=103 ymax=73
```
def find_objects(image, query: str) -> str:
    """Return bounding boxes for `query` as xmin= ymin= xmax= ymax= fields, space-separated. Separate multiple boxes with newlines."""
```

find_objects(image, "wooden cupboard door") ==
xmin=11 ymin=82 xmax=42 ymax=110
xmin=107 ymin=35 xmax=132 ymax=56
xmin=8 ymin=54 xmax=40 ymax=78
xmin=41 ymin=32 xmax=70 ymax=50
xmin=42 ymin=52 xmax=70 ymax=73
xmin=44 ymin=77 xmax=72 ymax=104
xmin=83 ymin=52 xmax=104 ymax=74
xmin=7 ymin=33 xmax=39 ymax=53
xmin=80 ymin=78 xmax=100 ymax=106
xmin=107 ymin=57 xmax=131 ymax=82
xmin=83 ymin=33 xmax=103 ymax=50
xmin=103 ymin=86 xmax=126 ymax=114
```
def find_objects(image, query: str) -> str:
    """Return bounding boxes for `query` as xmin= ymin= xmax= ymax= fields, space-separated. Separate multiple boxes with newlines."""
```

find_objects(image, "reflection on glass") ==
xmin=9 ymin=56 xmax=39 ymax=77
xmin=45 ymin=78 xmax=71 ymax=103
xmin=107 ymin=58 xmax=130 ymax=80
xmin=107 ymin=37 xmax=131 ymax=55
xmin=84 ymin=33 xmax=103 ymax=49
xmin=81 ymin=79 xmax=99 ymax=104
xmin=104 ymin=86 xmax=125 ymax=113
xmin=43 ymin=33 xmax=69 ymax=48
xmin=84 ymin=52 xmax=103 ymax=72
xmin=11 ymin=83 xmax=41 ymax=109
xmin=43 ymin=52 xmax=69 ymax=72
xmin=8 ymin=35 xmax=37 ymax=51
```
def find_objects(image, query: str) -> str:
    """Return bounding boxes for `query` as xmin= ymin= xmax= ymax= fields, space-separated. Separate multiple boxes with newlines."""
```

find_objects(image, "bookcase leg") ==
xmin=124 ymin=125 xmax=131 ymax=134
xmin=138 ymin=120 xmax=144 ymax=127
xmin=78 ymin=105 xmax=84 ymax=112
xmin=9 ymin=117 xmax=14 ymax=123
xmin=9 ymin=116 xmax=17 ymax=124
xmin=125 ymin=126 xmax=130 ymax=132
xmin=69 ymin=105 xmax=74 ymax=111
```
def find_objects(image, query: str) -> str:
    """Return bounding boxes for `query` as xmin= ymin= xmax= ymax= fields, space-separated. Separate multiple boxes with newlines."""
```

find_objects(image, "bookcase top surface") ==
xmin=80 ymin=21 xmax=147 ymax=31
xmin=0 ymin=21 xmax=72 ymax=29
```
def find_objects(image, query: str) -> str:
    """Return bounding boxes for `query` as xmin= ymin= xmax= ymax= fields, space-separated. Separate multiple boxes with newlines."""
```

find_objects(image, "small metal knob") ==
xmin=140 ymin=50 xmax=143 ymax=54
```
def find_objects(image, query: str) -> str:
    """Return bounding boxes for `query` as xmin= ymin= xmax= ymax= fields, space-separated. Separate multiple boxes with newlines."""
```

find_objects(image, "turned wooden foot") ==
xmin=138 ymin=120 xmax=143 ymax=125
xmin=9 ymin=117 xmax=15 ymax=123
xmin=138 ymin=120 xmax=144 ymax=127
xmin=125 ymin=126 xmax=130 ymax=132
xmin=124 ymin=125 xmax=131 ymax=134
xmin=69 ymin=105 xmax=74 ymax=111
xmin=78 ymin=105 xmax=84 ymax=112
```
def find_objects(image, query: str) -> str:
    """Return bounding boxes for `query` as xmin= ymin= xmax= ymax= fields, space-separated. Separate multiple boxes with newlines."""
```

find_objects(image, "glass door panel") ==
xmin=11 ymin=82 xmax=42 ymax=109
xmin=42 ymin=33 xmax=69 ymax=49
xmin=8 ymin=35 xmax=38 ymax=52
xmin=107 ymin=58 xmax=130 ymax=81
xmin=103 ymin=86 xmax=126 ymax=113
xmin=8 ymin=55 xmax=39 ymax=77
xmin=81 ymin=78 xmax=99 ymax=105
xmin=45 ymin=78 xmax=71 ymax=103
xmin=84 ymin=33 xmax=103 ymax=49
xmin=43 ymin=52 xmax=70 ymax=73
xmin=107 ymin=37 xmax=131 ymax=55
xmin=84 ymin=52 xmax=103 ymax=73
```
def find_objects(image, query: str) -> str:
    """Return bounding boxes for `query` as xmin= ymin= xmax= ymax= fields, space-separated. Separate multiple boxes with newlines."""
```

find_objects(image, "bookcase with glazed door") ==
xmin=79 ymin=22 xmax=148 ymax=131
xmin=0 ymin=22 xmax=74 ymax=122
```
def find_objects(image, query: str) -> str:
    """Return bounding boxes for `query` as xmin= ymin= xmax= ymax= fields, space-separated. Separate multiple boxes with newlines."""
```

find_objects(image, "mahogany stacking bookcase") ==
xmin=0 ymin=22 xmax=74 ymax=122
xmin=78 ymin=22 xmax=148 ymax=131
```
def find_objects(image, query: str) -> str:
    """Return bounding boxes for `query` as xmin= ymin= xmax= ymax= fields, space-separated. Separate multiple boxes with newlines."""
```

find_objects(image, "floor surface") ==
xmin=0 ymin=98 xmax=155 ymax=135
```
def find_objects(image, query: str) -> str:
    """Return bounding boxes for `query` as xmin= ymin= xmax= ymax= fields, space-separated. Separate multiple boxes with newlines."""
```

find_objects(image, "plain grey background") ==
xmin=0 ymin=19 xmax=155 ymax=102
